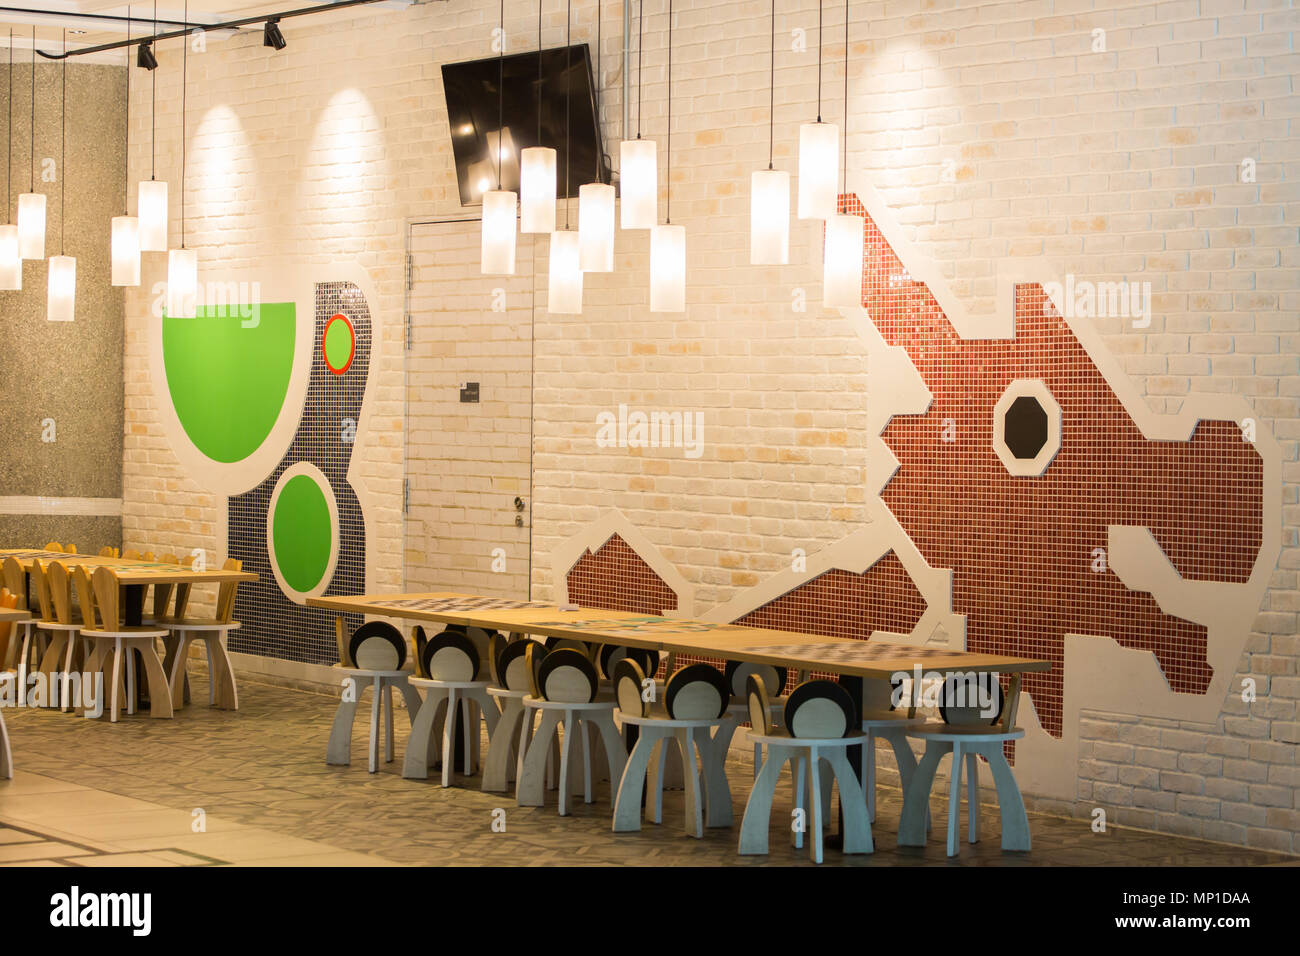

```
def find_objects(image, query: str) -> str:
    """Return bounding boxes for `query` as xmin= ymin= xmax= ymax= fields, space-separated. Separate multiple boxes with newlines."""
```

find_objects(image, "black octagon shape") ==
xmin=1004 ymin=395 xmax=1048 ymax=460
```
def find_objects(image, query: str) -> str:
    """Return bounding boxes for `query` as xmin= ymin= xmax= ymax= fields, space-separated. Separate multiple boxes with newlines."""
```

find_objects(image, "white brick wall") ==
xmin=120 ymin=0 xmax=1298 ymax=852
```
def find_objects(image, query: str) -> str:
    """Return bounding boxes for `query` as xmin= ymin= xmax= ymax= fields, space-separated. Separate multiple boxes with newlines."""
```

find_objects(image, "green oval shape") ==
xmin=162 ymin=302 xmax=296 ymax=464
xmin=323 ymin=315 xmax=354 ymax=373
xmin=272 ymin=474 xmax=333 ymax=593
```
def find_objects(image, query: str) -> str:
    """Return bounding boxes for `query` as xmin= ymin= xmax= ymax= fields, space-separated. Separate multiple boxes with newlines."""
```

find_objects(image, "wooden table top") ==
xmin=0 ymin=550 xmax=258 ymax=585
xmin=307 ymin=591 xmax=1052 ymax=679
xmin=0 ymin=608 xmax=31 ymax=623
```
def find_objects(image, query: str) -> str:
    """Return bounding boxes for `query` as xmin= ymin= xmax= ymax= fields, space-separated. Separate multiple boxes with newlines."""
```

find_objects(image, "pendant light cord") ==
xmin=564 ymin=0 xmax=570 ymax=229
xmin=767 ymin=0 xmax=774 ymax=169
xmin=124 ymin=7 xmax=130 ymax=214
xmin=29 ymin=26 xmax=34 ymax=192
xmin=635 ymin=0 xmax=642 ymax=139
xmin=6 ymin=31 xmax=11 ymax=217
xmin=496 ymin=0 xmax=503 ymax=189
xmin=595 ymin=0 xmax=601 ymax=183
xmin=535 ymin=0 xmax=542 ymax=145
xmin=151 ymin=0 xmax=157 ymax=181
xmin=181 ymin=0 xmax=187 ymax=248
xmin=665 ymin=0 xmax=671 ymax=224
xmin=60 ymin=29 xmax=65 ymax=255
xmin=841 ymin=0 xmax=847 ymax=196
xmin=811 ymin=0 xmax=821 ymax=123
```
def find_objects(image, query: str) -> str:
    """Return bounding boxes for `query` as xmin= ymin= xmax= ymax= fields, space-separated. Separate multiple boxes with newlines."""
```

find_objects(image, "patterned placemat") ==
xmin=370 ymin=596 xmax=554 ymax=613
xmin=739 ymin=642 xmax=958 ymax=663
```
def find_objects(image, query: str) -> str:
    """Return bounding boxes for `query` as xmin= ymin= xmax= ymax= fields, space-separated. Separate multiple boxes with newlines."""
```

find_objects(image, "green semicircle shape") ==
xmin=162 ymin=302 xmax=296 ymax=464
xmin=271 ymin=474 xmax=333 ymax=593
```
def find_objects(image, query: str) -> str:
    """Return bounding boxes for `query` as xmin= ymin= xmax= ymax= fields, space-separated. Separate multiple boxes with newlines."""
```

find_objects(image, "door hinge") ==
xmin=405 ymin=313 xmax=413 ymax=351
xmin=406 ymin=253 xmax=414 ymax=291
xmin=404 ymin=478 xmax=410 ymax=514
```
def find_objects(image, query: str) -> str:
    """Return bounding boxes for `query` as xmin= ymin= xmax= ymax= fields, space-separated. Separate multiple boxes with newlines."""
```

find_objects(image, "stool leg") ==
xmin=613 ymin=729 xmax=658 ymax=832
xmin=398 ymin=679 xmax=422 ymax=726
xmin=646 ymin=736 xmax=669 ymax=824
xmin=792 ymin=755 xmax=806 ymax=850
xmin=108 ymin=642 xmax=123 ymax=723
xmin=517 ymin=709 xmax=560 ymax=807
xmin=384 ymin=681 xmax=395 ymax=764
xmin=739 ymin=744 xmax=789 ymax=856
xmin=697 ymin=723 xmax=734 ymax=828
xmin=946 ymin=742 xmax=963 ymax=857
xmin=367 ymin=676 xmax=382 ymax=773
xmin=581 ymin=717 xmax=594 ymax=804
xmin=557 ymin=712 xmax=575 ymax=816
xmin=592 ymin=711 xmax=627 ymax=788
xmin=865 ymin=733 xmax=877 ymax=823
xmin=885 ymin=729 xmax=928 ymax=831
xmin=985 ymin=744 xmax=1031 ymax=852
xmin=0 ymin=705 xmax=11 ymax=779
xmin=482 ymin=697 xmax=520 ymax=792
xmin=898 ymin=740 xmax=946 ymax=846
xmin=401 ymin=688 xmax=435 ymax=779
xmin=677 ymin=727 xmax=704 ymax=838
xmin=829 ymin=747 xmax=873 ymax=854
xmin=753 ymin=741 xmax=761 ymax=781
xmin=443 ymin=688 xmax=459 ymax=787
xmin=966 ymin=751 xmax=980 ymax=845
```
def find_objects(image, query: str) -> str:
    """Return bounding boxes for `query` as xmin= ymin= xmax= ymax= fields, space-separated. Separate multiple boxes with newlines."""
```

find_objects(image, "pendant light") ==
xmin=481 ymin=0 xmax=518 ymax=274
xmin=649 ymin=0 xmax=684 ymax=313
xmin=547 ymin=0 xmax=582 ymax=313
xmin=578 ymin=0 xmax=614 ymax=271
xmin=17 ymin=27 xmax=45 ymax=261
xmin=823 ymin=0 xmax=862 ymax=309
xmin=112 ymin=8 xmax=141 ymax=287
xmin=138 ymin=1 xmax=168 ymax=252
xmin=0 ymin=32 xmax=22 ymax=290
xmin=797 ymin=0 xmax=837 ymax=220
xmin=519 ymin=0 xmax=556 ymax=234
xmin=619 ymin=1 xmax=655 ymax=229
xmin=750 ymin=0 xmax=789 ymax=265
xmin=46 ymin=30 xmax=74 ymax=322
xmin=166 ymin=5 xmax=197 ymax=319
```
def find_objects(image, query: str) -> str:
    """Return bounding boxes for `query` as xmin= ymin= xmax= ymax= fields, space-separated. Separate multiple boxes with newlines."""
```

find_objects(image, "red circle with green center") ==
xmin=322 ymin=313 xmax=355 ymax=375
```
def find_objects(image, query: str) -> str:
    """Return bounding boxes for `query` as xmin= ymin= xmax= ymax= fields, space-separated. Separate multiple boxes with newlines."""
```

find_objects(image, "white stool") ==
xmin=898 ymin=725 xmax=1029 ymax=856
xmin=860 ymin=708 xmax=926 ymax=824
xmin=517 ymin=695 xmax=626 ymax=816
xmin=404 ymin=676 xmax=499 ymax=786
xmin=326 ymin=666 xmax=421 ymax=773
xmin=614 ymin=711 xmax=734 ymax=837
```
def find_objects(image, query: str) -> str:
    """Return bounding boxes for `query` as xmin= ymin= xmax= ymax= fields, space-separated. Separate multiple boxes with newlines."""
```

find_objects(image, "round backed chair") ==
xmin=3 ymin=556 xmax=44 ymax=690
xmin=719 ymin=659 xmax=789 ymax=778
xmin=404 ymin=625 xmax=501 ymax=786
xmin=79 ymin=567 xmax=173 ymax=723
xmin=739 ymin=676 xmax=872 ymax=863
xmin=158 ymin=557 xmax=244 ymax=710
xmin=612 ymin=661 xmax=735 ymax=837
xmin=326 ymin=620 xmax=421 ymax=773
xmin=898 ymin=673 xmax=1029 ymax=857
xmin=516 ymin=645 xmax=626 ymax=816
xmin=483 ymin=634 xmax=558 ymax=792
xmin=34 ymin=560 xmax=90 ymax=711
xmin=842 ymin=674 xmax=928 ymax=825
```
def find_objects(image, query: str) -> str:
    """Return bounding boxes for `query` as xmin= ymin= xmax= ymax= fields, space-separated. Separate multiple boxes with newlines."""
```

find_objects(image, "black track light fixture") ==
xmin=263 ymin=18 xmax=286 ymax=50
xmin=136 ymin=40 xmax=157 ymax=70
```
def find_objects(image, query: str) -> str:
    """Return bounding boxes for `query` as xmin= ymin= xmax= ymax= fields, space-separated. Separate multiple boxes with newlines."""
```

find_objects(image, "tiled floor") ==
xmin=0 ymin=674 xmax=1294 ymax=867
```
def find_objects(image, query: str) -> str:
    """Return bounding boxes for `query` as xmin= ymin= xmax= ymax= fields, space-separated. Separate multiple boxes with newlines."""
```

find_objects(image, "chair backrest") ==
xmin=665 ymin=664 xmax=730 ymax=720
xmin=123 ymin=549 xmax=142 ymax=560
xmin=498 ymin=639 xmax=542 ymax=692
xmin=784 ymin=679 xmax=856 ymax=739
xmin=0 ymin=588 xmax=18 ymax=666
xmin=98 ymin=546 xmax=118 ymax=558
xmin=614 ymin=657 xmax=649 ymax=718
xmin=30 ymin=560 xmax=54 ymax=622
xmin=142 ymin=552 xmax=155 ymax=562
xmin=537 ymin=648 xmax=599 ymax=703
xmin=152 ymin=554 xmax=179 ymax=620
xmin=44 ymin=541 xmax=63 ymax=553
xmin=91 ymin=566 xmax=122 ymax=631
xmin=172 ymin=554 xmax=195 ymax=620
xmin=348 ymin=621 xmax=407 ymax=671
xmin=46 ymin=561 xmax=74 ymax=625
xmin=214 ymin=557 xmax=242 ymax=624
xmin=63 ymin=543 xmax=77 ymax=554
xmin=2 ymin=556 xmax=27 ymax=611
xmin=725 ymin=660 xmax=789 ymax=702
xmin=746 ymin=673 xmax=774 ymax=736
xmin=488 ymin=632 xmax=508 ymax=686
xmin=72 ymin=566 xmax=98 ymax=630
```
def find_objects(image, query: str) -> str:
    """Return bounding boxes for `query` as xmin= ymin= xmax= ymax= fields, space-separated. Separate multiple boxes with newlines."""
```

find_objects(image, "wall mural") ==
xmin=555 ymin=186 xmax=1279 ymax=800
xmin=153 ymin=270 xmax=377 ymax=666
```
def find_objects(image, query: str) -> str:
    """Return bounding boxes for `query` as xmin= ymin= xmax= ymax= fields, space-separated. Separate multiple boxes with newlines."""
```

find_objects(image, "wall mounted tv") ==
xmin=443 ymin=44 xmax=611 ymax=207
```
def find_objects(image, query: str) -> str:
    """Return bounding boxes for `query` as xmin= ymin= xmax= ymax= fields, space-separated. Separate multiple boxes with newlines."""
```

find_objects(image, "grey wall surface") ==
xmin=0 ymin=62 xmax=125 ymax=550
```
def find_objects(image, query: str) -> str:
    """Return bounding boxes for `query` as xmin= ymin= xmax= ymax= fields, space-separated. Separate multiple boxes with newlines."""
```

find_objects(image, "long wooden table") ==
xmin=1 ymin=549 xmax=257 ymax=626
xmin=307 ymin=591 xmax=1051 ymax=726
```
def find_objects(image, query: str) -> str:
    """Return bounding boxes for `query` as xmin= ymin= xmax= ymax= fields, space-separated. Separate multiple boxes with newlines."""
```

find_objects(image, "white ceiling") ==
xmin=0 ymin=1 xmax=419 ymax=60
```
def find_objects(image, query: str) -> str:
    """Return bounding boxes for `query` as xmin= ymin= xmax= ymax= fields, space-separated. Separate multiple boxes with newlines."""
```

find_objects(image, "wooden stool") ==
xmin=405 ymin=677 xmax=499 ymax=785
xmin=612 ymin=661 xmax=735 ymax=837
xmin=159 ymin=558 xmax=244 ymax=710
xmin=482 ymin=636 xmax=545 ymax=792
xmin=516 ymin=646 xmax=626 ymax=816
xmin=738 ymin=676 xmax=873 ymax=863
xmin=34 ymin=561 xmax=88 ymax=712
xmin=79 ymin=568 xmax=173 ymax=722
xmin=326 ymin=666 xmax=420 ymax=773
xmin=719 ymin=659 xmax=789 ymax=779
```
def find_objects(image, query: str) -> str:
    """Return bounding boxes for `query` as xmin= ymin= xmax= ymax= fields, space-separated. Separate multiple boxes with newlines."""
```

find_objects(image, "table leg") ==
xmin=123 ymin=585 xmax=145 ymax=628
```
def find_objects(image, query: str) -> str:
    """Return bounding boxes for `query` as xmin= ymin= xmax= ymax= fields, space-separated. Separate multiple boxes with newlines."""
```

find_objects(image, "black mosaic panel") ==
xmin=227 ymin=282 xmax=370 ymax=664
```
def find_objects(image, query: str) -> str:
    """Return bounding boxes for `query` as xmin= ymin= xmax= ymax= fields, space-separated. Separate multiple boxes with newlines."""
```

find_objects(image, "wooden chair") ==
xmin=1 ymin=557 xmax=36 ymax=673
xmin=898 ymin=674 xmax=1030 ymax=856
xmin=326 ymin=618 xmax=421 ymax=773
xmin=483 ymin=634 xmax=560 ymax=792
xmin=79 ymin=566 xmax=173 ymax=722
xmin=718 ymin=659 xmax=789 ymax=779
xmin=0 ymin=589 xmax=20 ymax=678
xmin=122 ymin=549 xmax=142 ymax=560
xmin=612 ymin=661 xmax=735 ymax=838
xmin=43 ymin=542 xmax=63 ymax=553
xmin=35 ymin=561 xmax=90 ymax=711
xmin=403 ymin=625 xmax=501 ymax=786
xmin=15 ymin=560 xmax=56 ymax=695
xmin=516 ymin=645 xmax=626 ymax=816
xmin=159 ymin=557 xmax=241 ymax=709
xmin=98 ymin=546 xmax=119 ymax=558
xmin=739 ymin=676 xmax=872 ymax=863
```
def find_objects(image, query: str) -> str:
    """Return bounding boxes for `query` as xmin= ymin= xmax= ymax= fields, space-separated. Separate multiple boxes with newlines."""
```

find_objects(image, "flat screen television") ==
xmin=442 ymin=44 xmax=610 ymax=206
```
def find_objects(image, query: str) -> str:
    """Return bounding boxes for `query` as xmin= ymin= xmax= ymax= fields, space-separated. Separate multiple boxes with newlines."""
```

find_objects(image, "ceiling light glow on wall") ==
xmin=46 ymin=254 xmax=75 ymax=322
xmin=649 ymin=223 xmax=685 ymax=313
xmin=519 ymin=146 xmax=556 ymax=233
xmin=481 ymin=189 xmax=517 ymax=275
xmin=578 ymin=182 xmax=614 ymax=272
xmin=111 ymin=215 xmax=141 ymax=286
xmin=797 ymin=121 xmax=838 ymax=219
xmin=547 ymin=229 xmax=582 ymax=314
xmin=822 ymin=212 xmax=863 ymax=308
xmin=166 ymin=247 xmax=197 ymax=318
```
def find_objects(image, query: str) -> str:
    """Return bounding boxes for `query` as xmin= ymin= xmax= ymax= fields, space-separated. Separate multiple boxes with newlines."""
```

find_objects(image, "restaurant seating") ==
xmin=612 ymin=660 xmax=735 ymax=837
xmin=157 ymin=557 xmax=243 ymax=710
xmin=483 ymin=634 xmax=552 ymax=792
xmin=326 ymin=620 xmax=421 ymax=773
xmin=720 ymin=660 xmax=788 ymax=778
xmin=898 ymin=674 xmax=1030 ymax=856
xmin=404 ymin=625 xmax=501 ymax=786
xmin=739 ymin=675 xmax=872 ymax=863
xmin=2 ymin=556 xmax=42 ymax=683
xmin=516 ymin=644 xmax=626 ymax=816
xmin=34 ymin=561 xmax=89 ymax=711
xmin=80 ymin=566 xmax=173 ymax=722
xmin=850 ymin=675 xmax=926 ymax=825
xmin=98 ymin=546 xmax=119 ymax=557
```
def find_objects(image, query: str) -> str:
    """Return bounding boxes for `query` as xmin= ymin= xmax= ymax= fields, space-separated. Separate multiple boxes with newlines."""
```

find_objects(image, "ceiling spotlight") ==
xmin=136 ymin=41 xmax=157 ymax=70
xmin=263 ymin=19 xmax=286 ymax=51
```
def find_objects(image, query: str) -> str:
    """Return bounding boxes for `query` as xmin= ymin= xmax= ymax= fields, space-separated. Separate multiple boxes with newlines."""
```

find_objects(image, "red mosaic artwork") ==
xmin=842 ymin=194 xmax=1265 ymax=738
xmin=566 ymin=534 xmax=679 ymax=616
